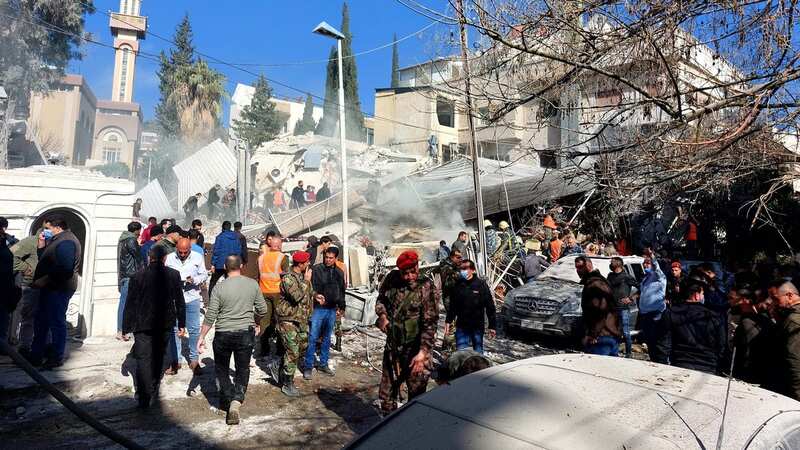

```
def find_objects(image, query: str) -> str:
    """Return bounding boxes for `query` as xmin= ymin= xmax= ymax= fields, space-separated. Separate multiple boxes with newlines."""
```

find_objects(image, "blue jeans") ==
xmin=586 ymin=335 xmax=619 ymax=356
xmin=117 ymin=278 xmax=130 ymax=333
xmin=619 ymin=309 xmax=633 ymax=357
xmin=31 ymin=289 xmax=74 ymax=362
xmin=171 ymin=300 xmax=201 ymax=365
xmin=455 ymin=328 xmax=484 ymax=354
xmin=305 ymin=308 xmax=336 ymax=369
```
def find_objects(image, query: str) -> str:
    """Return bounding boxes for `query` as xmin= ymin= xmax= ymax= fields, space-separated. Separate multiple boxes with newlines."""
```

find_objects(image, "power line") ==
xmin=234 ymin=21 xmax=440 ymax=67
xmin=81 ymin=1 xmax=442 ymax=132
xmin=395 ymin=0 xmax=459 ymax=24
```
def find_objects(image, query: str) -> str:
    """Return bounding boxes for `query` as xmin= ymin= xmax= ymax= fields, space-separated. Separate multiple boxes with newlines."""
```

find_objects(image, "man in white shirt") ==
xmin=165 ymin=238 xmax=208 ymax=375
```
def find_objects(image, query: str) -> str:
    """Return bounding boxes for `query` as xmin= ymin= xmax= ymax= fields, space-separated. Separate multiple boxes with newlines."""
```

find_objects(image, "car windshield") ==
xmin=538 ymin=257 xmax=614 ymax=283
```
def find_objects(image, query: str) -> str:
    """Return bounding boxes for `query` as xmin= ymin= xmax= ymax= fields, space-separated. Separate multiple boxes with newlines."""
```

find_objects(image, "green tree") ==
xmin=391 ymin=33 xmax=400 ymax=88
xmin=316 ymin=46 xmax=339 ymax=136
xmin=316 ymin=2 xmax=365 ymax=141
xmin=155 ymin=13 xmax=195 ymax=138
xmin=0 ymin=0 xmax=95 ymax=169
xmin=293 ymin=94 xmax=317 ymax=135
xmin=95 ymin=162 xmax=130 ymax=179
xmin=233 ymin=75 xmax=284 ymax=150
xmin=168 ymin=59 xmax=227 ymax=148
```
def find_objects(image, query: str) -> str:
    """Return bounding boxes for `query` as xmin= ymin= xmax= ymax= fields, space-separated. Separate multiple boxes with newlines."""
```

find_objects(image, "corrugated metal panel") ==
xmin=134 ymin=178 xmax=173 ymax=219
xmin=173 ymin=139 xmax=237 ymax=209
xmin=303 ymin=147 xmax=323 ymax=170
xmin=393 ymin=157 xmax=594 ymax=220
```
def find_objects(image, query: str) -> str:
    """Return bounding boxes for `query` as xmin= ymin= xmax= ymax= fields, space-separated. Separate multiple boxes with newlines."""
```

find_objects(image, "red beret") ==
xmin=396 ymin=250 xmax=419 ymax=270
xmin=292 ymin=251 xmax=310 ymax=263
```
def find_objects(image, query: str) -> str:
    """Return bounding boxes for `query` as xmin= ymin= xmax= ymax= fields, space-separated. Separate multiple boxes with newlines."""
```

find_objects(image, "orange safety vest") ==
xmin=543 ymin=215 xmax=556 ymax=230
xmin=259 ymin=250 xmax=285 ymax=294
xmin=273 ymin=191 xmax=284 ymax=207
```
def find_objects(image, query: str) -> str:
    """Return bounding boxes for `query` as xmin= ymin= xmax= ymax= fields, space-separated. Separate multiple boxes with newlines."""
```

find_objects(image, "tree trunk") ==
xmin=0 ymin=99 xmax=17 ymax=170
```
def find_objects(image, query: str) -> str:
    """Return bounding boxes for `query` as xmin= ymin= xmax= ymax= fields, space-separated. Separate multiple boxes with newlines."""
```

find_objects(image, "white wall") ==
xmin=0 ymin=166 xmax=135 ymax=337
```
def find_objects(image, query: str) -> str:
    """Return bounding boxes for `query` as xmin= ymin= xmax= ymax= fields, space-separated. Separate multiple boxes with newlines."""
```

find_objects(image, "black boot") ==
xmin=281 ymin=374 xmax=299 ymax=397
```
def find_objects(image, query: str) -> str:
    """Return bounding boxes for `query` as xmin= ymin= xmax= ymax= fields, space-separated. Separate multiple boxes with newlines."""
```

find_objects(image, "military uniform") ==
xmin=438 ymin=258 xmax=460 ymax=351
xmin=276 ymin=270 xmax=313 ymax=381
xmin=375 ymin=271 xmax=440 ymax=412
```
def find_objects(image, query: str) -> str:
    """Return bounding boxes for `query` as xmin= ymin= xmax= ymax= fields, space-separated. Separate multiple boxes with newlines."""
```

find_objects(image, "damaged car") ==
xmin=501 ymin=255 xmax=645 ymax=339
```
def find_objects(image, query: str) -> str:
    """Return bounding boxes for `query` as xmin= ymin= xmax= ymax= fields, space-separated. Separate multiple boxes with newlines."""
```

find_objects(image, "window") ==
xmin=436 ymin=97 xmax=455 ymax=128
xmin=478 ymin=106 xmax=490 ymax=125
xmin=596 ymin=89 xmax=622 ymax=107
xmin=119 ymin=47 xmax=130 ymax=101
xmin=121 ymin=0 xmax=128 ymax=14
xmin=366 ymin=128 xmax=375 ymax=146
xmin=103 ymin=148 xmax=121 ymax=163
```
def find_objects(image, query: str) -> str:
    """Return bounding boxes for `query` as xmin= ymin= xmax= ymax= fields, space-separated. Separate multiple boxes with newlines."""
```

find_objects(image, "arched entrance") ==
xmin=29 ymin=208 xmax=87 ymax=275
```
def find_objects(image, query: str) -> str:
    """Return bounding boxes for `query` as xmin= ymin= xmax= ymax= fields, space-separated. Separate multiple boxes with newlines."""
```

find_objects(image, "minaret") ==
xmin=109 ymin=0 xmax=147 ymax=103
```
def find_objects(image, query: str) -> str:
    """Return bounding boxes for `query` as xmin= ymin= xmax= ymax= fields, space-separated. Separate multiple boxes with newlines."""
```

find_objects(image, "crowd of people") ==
xmin=5 ymin=205 xmax=800 ymax=427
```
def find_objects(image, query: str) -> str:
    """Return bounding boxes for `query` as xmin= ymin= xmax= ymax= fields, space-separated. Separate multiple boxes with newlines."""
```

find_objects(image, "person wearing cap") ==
xmin=375 ymin=250 xmax=440 ymax=414
xmin=154 ymin=224 xmax=182 ymax=255
xmin=666 ymin=260 xmax=684 ymax=306
xmin=272 ymin=250 xmax=313 ymax=397
xmin=197 ymin=255 xmax=268 ymax=425
xmin=483 ymin=220 xmax=499 ymax=258
xmin=496 ymin=220 xmax=514 ymax=255
xmin=523 ymin=239 xmax=549 ymax=283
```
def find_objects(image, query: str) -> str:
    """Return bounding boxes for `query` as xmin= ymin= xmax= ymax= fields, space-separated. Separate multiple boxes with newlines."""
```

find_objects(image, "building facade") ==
xmin=24 ymin=0 xmax=145 ymax=179
xmin=230 ymin=83 xmax=324 ymax=141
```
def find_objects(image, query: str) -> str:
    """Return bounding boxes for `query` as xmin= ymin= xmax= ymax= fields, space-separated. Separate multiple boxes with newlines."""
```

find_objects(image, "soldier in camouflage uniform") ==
xmin=438 ymin=248 xmax=463 ymax=351
xmin=376 ymin=251 xmax=440 ymax=414
xmin=273 ymin=251 xmax=313 ymax=397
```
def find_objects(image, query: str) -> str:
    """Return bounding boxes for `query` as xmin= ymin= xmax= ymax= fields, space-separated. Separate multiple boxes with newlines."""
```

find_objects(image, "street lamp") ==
xmin=313 ymin=21 xmax=349 ymax=281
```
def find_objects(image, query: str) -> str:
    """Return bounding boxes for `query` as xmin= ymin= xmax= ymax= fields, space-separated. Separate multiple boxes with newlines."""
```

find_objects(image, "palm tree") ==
xmin=168 ymin=59 xmax=227 ymax=147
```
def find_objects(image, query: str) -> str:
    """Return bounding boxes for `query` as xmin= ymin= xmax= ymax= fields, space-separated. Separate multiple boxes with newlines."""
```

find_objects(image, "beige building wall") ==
xmin=373 ymin=87 xmax=463 ymax=158
xmin=28 ymin=75 xmax=97 ymax=165
xmin=92 ymin=101 xmax=142 ymax=177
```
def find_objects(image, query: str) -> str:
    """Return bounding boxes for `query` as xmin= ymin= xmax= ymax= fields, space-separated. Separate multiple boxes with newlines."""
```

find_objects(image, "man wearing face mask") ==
xmin=444 ymin=260 xmax=496 ymax=354
xmin=375 ymin=250 xmax=440 ymax=415
xmin=659 ymin=279 xmax=726 ymax=374
xmin=29 ymin=214 xmax=82 ymax=368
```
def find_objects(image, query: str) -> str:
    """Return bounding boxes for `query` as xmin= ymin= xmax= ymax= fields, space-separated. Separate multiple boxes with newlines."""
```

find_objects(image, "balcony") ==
xmin=109 ymin=13 xmax=147 ymax=39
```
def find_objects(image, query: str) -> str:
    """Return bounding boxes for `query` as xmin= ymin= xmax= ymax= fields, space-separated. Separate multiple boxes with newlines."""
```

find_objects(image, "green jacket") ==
xmin=376 ymin=273 xmax=439 ymax=352
xmin=438 ymin=258 xmax=460 ymax=312
xmin=276 ymin=270 xmax=313 ymax=327
xmin=11 ymin=235 xmax=39 ymax=286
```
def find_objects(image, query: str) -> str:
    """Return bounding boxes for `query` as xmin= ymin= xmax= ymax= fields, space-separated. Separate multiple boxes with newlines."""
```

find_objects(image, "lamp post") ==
xmin=313 ymin=21 xmax=349 ymax=280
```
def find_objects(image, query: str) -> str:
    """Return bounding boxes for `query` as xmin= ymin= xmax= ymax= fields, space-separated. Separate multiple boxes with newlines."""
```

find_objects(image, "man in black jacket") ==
xmin=305 ymin=247 xmax=346 ymax=378
xmin=123 ymin=245 xmax=186 ymax=408
xmin=660 ymin=280 xmax=726 ymax=374
xmin=0 ymin=221 xmax=20 ymax=351
xmin=576 ymin=256 xmax=619 ymax=356
xmin=607 ymin=257 xmax=638 ymax=358
xmin=444 ymin=259 xmax=496 ymax=354
xmin=117 ymin=222 xmax=144 ymax=340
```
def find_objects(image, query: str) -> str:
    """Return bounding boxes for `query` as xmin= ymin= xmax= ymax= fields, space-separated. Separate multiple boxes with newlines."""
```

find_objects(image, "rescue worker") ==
xmin=438 ymin=248 xmax=462 ymax=351
xmin=484 ymin=220 xmax=499 ymax=258
xmin=496 ymin=220 xmax=515 ymax=255
xmin=375 ymin=251 xmax=440 ymax=414
xmin=258 ymin=231 xmax=290 ymax=359
xmin=273 ymin=251 xmax=313 ymax=397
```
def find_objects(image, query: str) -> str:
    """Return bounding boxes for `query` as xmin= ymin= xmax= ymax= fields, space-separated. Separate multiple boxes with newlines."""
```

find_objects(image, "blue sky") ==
xmin=68 ymin=0 xmax=455 ymax=124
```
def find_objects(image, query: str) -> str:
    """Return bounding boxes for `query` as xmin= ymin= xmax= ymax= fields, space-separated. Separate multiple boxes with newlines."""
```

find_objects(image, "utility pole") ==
xmin=456 ymin=0 xmax=488 ymax=275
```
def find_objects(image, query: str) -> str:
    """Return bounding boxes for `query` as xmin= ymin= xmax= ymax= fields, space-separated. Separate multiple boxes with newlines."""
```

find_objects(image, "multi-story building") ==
xmin=24 ymin=0 xmax=146 ymax=178
xmin=230 ymin=83 xmax=324 ymax=141
xmin=374 ymin=22 xmax=742 ymax=169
